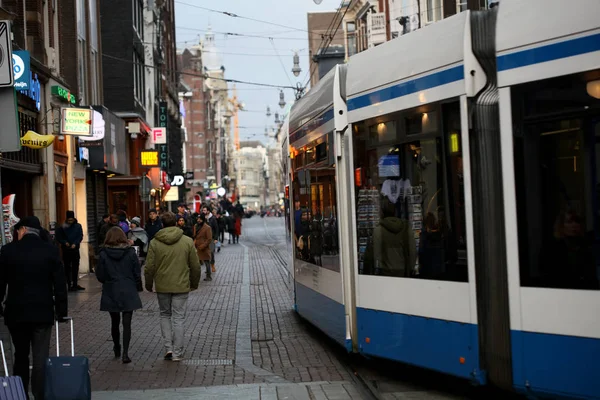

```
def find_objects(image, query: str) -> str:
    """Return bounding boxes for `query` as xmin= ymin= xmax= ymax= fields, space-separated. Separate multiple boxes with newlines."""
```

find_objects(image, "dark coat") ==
xmin=145 ymin=219 xmax=163 ymax=241
xmin=194 ymin=223 xmax=212 ymax=261
xmin=98 ymin=222 xmax=118 ymax=247
xmin=0 ymin=234 xmax=68 ymax=325
xmin=207 ymin=215 xmax=219 ymax=241
xmin=96 ymin=246 xmax=143 ymax=312
xmin=56 ymin=220 xmax=84 ymax=249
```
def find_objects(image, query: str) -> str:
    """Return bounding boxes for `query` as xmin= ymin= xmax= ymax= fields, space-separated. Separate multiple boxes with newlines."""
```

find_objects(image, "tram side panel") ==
xmin=496 ymin=2 xmax=600 ymax=396
xmin=290 ymin=127 xmax=348 ymax=347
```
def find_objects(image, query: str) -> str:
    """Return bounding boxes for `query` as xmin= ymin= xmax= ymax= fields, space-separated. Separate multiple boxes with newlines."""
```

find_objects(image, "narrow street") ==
xmin=2 ymin=218 xmax=475 ymax=399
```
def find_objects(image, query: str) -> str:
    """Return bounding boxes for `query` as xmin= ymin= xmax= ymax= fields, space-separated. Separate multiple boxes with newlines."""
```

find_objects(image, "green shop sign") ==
xmin=51 ymin=85 xmax=77 ymax=104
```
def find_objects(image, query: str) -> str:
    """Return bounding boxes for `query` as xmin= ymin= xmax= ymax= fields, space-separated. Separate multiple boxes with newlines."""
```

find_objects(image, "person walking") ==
xmin=96 ymin=227 xmax=143 ymax=364
xmin=194 ymin=214 xmax=213 ymax=281
xmin=56 ymin=210 xmax=85 ymax=291
xmin=145 ymin=208 xmax=163 ymax=241
xmin=202 ymin=206 xmax=219 ymax=272
xmin=0 ymin=216 xmax=68 ymax=400
xmin=99 ymin=214 xmax=119 ymax=247
xmin=177 ymin=215 xmax=194 ymax=238
xmin=144 ymin=212 xmax=201 ymax=361
xmin=128 ymin=217 xmax=149 ymax=257
xmin=216 ymin=212 xmax=226 ymax=250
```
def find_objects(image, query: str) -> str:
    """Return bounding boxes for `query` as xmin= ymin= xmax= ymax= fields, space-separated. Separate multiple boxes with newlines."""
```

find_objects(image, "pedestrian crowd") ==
xmin=0 ymin=199 xmax=245 ymax=399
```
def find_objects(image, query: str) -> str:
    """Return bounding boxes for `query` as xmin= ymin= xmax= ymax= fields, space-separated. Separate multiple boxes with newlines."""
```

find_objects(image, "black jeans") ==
xmin=219 ymin=230 xmax=224 ymax=243
xmin=110 ymin=312 xmax=133 ymax=355
xmin=62 ymin=248 xmax=80 ymax=288
xmin=8 ymin=323 xmax=52 ymax=400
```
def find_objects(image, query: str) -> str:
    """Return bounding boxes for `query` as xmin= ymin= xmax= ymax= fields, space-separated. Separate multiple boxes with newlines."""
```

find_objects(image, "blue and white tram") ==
xmin=285 ymin=0 xmax=600 ymax=398
xmin=497 ymin=1 xmax=600 ymax=398
xmin=288 ymin=68 xmax=352 ymax=349
xmin=343 ymin=7 xmax=486 ymax=384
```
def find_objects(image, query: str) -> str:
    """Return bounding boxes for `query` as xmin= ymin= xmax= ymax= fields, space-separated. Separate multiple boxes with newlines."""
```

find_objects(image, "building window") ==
xmin=426 ymin=0 xmax=442 ymax=23
xmin=133 ymin=0 xmax=144 ymax=38
xmin=208 ymin=141 xmax=214 ymax=170
xmin=77 ymin=0 xmax=87 ymax=103
xmin=346 ymin=22 xmax=357 ymax=57
xmin=133 ymin=51 xmax=145 ymax=106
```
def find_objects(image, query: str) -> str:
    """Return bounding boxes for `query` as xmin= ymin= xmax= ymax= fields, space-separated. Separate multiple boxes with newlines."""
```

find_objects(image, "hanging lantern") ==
xmin=266 ymin=106 xmax=271 ymax=117
xmin=274 ymin=111 xmax=280 ymax=124
xmin=291 ymin=52 xmax=301 ymax=77
xmin=278 ymin=90 xmax=286 ymax=109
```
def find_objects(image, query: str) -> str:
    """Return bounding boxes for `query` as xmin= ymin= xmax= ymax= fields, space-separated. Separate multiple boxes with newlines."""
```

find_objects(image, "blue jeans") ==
xmin=156 ymin=293 xmax=188 ymax=357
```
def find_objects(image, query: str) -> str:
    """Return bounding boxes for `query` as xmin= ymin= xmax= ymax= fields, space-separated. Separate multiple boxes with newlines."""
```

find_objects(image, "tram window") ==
xmin=292 ymin=135 xmax=340 ymax=272
xmin=353 ymin=102 xmax=468 ymax=282
xmin=513 ymin=76 xmax=600 ymax=289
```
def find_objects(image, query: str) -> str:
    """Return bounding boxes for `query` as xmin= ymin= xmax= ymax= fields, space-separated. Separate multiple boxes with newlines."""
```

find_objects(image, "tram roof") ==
xmin=346 ymin=11 xmax=469 ymax=100
xmin=289 ymin=67 xmax=336 ymax=134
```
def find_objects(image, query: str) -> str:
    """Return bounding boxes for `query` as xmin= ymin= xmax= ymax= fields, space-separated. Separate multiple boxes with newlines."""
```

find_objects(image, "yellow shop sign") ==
xmin=20 ymin=130 xmax=55 ymax=149
xmin=61 ymin=107 xmax=93 ymax=136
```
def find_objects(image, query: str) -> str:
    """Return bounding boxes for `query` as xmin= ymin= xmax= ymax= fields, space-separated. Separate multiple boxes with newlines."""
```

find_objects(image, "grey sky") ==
xmin=174 ymin=0 xmax=341 ymax=145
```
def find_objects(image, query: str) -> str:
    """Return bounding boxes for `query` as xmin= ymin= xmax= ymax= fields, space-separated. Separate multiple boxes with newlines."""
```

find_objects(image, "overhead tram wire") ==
xmin=102 ymin=53 xmax=298 ymax=91
xmin=175 ymin=1 xmax=319 ymax=34
xmin=300 ymin=0 xmax=348 ymax=93
xmin=303 ymin=1 xmax=351 ymax=92
xmin=176 ymin=26 xmax=321 ymax=41
xmin=299 ymin=0 xmax=346 ymax=85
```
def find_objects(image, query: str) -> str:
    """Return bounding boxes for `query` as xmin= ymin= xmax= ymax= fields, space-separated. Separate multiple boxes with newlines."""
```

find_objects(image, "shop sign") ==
xmin=184 ymin=171 xmax=194 ymax=180
xmin=78 ymin=110 xmax=105 ymax=146
xmin=12 ymin=51 xmax=30 ymax=90
xmin=140 ymin=150 xmax=159 ymax=167
xmin=170 ymin=175 xmax=184 ymax=186
xmin=2 ymin=194 xmax=19 ymax=244
xmin=151 ymin=127 xmax=166 ymax=144
xmin=20 ymin=130 xmax=54 ymax=149
xmin=51 ymin=85 xmax=77 ymax=104
xmin=61 ymin=107 xmax=93 ymax=136
xmin=216 ymin=187 xmax=226 ymax=197
xmin=157 ymin=101 xmax=168 ymax=170
xmin=17 ymin=72 xmax=41 ymax=111
xmin=0 ymin=21 xmax=14 ymax=87
xmin=0 ymin=87 xmax=21 ymax=152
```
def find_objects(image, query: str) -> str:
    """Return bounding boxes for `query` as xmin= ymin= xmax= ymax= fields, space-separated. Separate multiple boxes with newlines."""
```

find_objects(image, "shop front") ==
xmin=81 ymin=106 xmax=128 ymax=266
xmin=1 ymin=69 xmax=45 ymax=240
xmin=107 ymin=118 xmax=151 ymax=222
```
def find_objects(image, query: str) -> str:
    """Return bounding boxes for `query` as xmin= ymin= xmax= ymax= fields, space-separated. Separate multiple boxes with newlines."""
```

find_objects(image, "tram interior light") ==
xmin=587 ymin=80 xmax=600 ymax=99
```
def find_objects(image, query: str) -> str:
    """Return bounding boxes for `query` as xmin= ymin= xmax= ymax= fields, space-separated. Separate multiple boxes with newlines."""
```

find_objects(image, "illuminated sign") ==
xmin=151 ymin=127 xmax=166 ymax=144
xmin=140 ymin=150 xmax=159 ymax=167
xmin=20 ymin=130 xmax=54 ymax=149
xmin=52 ymin=86 xmax=77 ymax=104
xmin=449 ymin=132 xmax=460 ymax=154
xmin=12 ymin=51 xmax=30 ymax=90
xmin=61 ymin=108 xmax=93 ymax=136
xmin=157 ymin=101 xmax=168 ymax=170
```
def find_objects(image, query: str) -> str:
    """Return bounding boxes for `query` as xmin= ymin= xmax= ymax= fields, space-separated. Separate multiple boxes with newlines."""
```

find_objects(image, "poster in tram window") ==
xmin=2 ymin=194 xmax=20 ymax=243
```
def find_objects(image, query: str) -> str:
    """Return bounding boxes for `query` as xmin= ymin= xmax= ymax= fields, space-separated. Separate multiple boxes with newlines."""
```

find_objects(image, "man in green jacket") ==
xmin=145 ymin=211 xmax=201 ymax=361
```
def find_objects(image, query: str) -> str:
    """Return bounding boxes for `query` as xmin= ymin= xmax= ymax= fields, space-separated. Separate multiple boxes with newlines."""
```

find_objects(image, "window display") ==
xmin=353 ymin=102 xmax=468 ymax=282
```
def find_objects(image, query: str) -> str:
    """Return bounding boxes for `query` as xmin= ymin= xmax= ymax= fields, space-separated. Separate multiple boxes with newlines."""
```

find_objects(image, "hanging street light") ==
xmin=278 ymin=90 xmax=286 ymax=109
xmin=291 ymin=52 xmax=301 ymax=77
xmin=266 ymin=106 xmax=271 ymax=117
xmin=274 ymin=111 xmax=280 ymax=125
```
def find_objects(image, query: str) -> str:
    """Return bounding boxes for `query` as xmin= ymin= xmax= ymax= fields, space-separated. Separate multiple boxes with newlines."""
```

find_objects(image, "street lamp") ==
xmin=291 ymin=52 xmax=301 ymax=77
xmin=278 ymin=90 xmax=286 ymax=109
xmin=274 ymin=111 xmax=280 ymax=125
xmin=266 ymin=106 xmax=272 ymax=117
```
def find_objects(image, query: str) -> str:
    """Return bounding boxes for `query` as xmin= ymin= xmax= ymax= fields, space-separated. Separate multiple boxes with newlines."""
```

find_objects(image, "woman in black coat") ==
xmin=96 ymin=226 xmax=143 ymax=364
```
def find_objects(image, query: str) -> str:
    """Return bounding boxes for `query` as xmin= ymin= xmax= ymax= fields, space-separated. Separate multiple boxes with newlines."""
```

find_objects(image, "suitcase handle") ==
xmin=0 ymin=340 xmax=8 ymax=377
xmin=55 ymin=317 xmax=75 ymax=357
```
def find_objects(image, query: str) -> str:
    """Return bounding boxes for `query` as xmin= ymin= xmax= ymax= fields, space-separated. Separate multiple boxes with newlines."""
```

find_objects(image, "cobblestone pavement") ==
xmin=0 ymin=217 xmax=477 ymax=399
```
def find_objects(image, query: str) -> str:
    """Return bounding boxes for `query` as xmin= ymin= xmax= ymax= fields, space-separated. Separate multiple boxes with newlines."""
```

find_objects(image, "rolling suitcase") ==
xmin=0 ymin=340 xmax=27 ymax=400
xmin=44 ymin=318 xmax=91 ymax=400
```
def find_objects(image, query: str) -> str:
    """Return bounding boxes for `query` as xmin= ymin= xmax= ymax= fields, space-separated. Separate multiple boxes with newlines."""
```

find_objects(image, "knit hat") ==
xmin=131 ymin=217 xmax=141 ymax=226
xmin=20 ymin=216 xmax=42 ymax=230
xmin=66 ymin=210 xmax=75 ymax=219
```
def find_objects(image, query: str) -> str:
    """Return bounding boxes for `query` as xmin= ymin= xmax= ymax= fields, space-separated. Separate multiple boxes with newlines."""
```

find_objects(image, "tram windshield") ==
xmin=513 ymin=71 xmax=600 ymax=290
xmin=352 ymin=101 xmax=468 ymax=282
